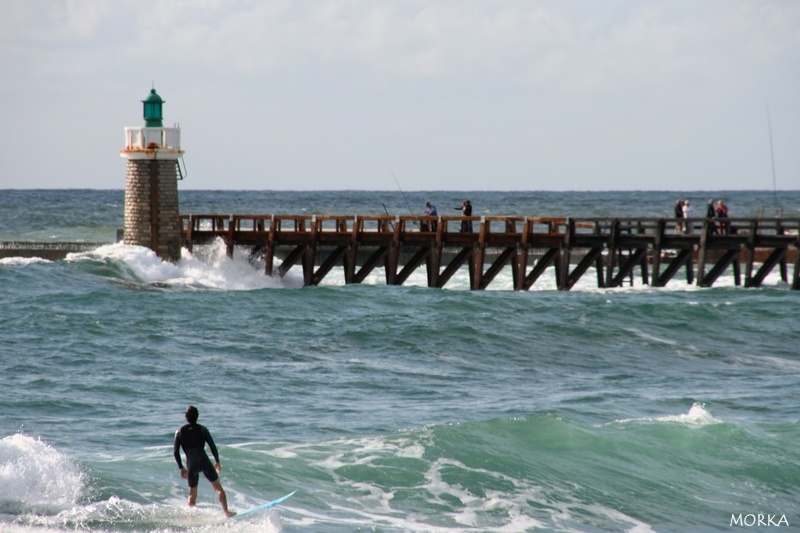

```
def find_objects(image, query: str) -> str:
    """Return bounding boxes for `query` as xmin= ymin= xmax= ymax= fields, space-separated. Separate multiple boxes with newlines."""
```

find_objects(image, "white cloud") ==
xmin=0 ymin=0 xmax=111 ymax=42
xmin=0 ymin=0 xmax=798 ymax=190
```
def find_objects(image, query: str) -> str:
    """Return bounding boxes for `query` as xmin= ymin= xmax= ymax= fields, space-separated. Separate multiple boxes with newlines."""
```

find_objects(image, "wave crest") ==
xmin=0 ymin=434 xmax=84 ymax=509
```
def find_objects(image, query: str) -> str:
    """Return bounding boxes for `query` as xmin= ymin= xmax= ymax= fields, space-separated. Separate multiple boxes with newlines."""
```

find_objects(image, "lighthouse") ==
xmin=119 ymin=88 xmax=183 ymax=261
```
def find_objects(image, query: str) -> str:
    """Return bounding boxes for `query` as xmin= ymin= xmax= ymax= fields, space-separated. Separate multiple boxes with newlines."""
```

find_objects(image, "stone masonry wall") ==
xmin=124 ymin=159 xmax=181 ymax=261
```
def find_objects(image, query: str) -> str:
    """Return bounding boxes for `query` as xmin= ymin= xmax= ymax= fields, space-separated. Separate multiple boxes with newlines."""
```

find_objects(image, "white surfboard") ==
xmin=233 ymin=490 xmax=297 ymax=519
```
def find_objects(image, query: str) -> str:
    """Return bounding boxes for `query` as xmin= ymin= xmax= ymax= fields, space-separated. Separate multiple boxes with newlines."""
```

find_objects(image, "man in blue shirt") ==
xmin=424 ymin=202 xmax=438 ymax=231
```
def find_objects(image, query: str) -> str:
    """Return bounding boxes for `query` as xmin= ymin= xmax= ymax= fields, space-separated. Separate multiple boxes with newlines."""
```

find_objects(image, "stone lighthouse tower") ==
xmin=119 ymin=88 xmax=183 ymax=261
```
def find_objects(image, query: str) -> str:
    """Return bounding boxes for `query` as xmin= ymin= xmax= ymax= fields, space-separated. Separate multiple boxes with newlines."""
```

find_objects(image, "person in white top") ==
xmin=682 ymin=201 xmax=695 ymax=234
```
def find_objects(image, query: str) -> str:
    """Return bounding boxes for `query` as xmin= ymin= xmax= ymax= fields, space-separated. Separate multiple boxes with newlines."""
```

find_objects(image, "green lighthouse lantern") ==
xmin=142 ymin=88 xmax=164 ymax=127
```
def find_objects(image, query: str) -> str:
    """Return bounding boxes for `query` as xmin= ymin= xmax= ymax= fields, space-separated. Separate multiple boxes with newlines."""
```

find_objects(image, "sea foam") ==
xmin=609 ymin=403 xmax=722 ymax=427
xmin=66 ymin=241 xmax=299 ymax=290
xmin=0 ymin=434 xmax=84 ymax=508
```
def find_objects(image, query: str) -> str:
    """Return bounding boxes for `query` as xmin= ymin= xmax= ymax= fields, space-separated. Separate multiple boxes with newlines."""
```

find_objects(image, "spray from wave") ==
xmin=0 ymin=434 xmax=84 ymax=513
xmin=606 ymin=402 xmax=722 ymax=427
xmin=66 ymin=240 xmax=300 ymax=290
xmin=0 ymin=434 xmax=284 ymax=532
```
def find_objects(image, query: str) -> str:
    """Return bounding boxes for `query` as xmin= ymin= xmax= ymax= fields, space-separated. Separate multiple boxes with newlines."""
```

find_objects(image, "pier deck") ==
xmin=180 ymin=215 xmax=800 ymax=290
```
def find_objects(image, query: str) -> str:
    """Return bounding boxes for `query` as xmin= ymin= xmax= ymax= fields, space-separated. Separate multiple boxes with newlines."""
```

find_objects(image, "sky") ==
xmin=1 ymin=0 xmax=798 ymax=191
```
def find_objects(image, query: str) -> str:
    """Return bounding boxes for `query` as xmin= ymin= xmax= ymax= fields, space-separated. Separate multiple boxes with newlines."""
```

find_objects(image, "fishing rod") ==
xmin=391 ymin=170 xmax=419 ymax=228
xmin=381 ymin=203 xmax=395 ymax=231
xmin=765 ymin=100 xmax=780 ymax=215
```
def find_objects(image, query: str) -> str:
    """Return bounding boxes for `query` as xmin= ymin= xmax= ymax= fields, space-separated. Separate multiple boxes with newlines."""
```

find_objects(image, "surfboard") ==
xmin=233 ymin=490 xmax=297 ymax=519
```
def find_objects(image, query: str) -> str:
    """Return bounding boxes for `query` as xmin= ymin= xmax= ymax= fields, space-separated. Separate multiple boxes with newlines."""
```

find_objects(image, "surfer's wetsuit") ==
xmin=174 ymin=423 xmax=220 ymax=487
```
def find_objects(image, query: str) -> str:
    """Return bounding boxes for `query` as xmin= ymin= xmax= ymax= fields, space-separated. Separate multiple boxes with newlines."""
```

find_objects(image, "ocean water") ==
xmin=1 ymin=189 xmax=799 ymax=533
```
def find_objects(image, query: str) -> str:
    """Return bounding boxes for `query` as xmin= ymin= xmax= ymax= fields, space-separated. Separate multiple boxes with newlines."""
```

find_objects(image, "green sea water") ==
xmin=1 ymin=189 xmax=799 ymax=532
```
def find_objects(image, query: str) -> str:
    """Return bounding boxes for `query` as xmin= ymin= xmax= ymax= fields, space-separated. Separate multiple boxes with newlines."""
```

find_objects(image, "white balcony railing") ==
xmin=123 ymin=127 xmax=181 ymax=151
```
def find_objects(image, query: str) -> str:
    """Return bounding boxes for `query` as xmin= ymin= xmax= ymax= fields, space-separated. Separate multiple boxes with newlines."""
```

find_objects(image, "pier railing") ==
xmin=180 ymin=214 xmax=800 ymax=290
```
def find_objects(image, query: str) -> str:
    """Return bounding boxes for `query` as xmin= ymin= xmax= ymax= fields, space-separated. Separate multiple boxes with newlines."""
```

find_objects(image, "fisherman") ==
xmin=174 ymin=405 xmax=235 ymax=517
xmin=424 ymin=202 xmax=438 ymax=232
xmin=455 ymin=199 xmax=473 ymax=232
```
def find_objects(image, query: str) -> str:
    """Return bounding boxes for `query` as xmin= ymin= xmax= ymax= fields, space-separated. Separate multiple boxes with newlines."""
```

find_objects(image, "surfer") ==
xmin=173 ymin=405 xmax=235 ymax=517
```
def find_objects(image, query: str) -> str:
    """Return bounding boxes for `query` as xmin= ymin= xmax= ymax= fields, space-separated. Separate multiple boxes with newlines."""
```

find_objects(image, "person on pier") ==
xmin=706 ymin=199 xmax=719 ymax=235
xmin=682 ymin=200 xmax=694 ymax=234
xmin=674 ymin=200 xmax=685 ymax=234
xmin=424 ymin=202 xmax=438 ymax=232
xmin=716 ymin=200 xmax=730 ymax=234
xmin=456 ymin=199 xmax=473 ymax=232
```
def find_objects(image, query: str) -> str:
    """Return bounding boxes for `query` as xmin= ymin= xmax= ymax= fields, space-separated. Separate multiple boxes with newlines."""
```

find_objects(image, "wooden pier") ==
xmin=180 ymin=214 xmax=800 ymax=290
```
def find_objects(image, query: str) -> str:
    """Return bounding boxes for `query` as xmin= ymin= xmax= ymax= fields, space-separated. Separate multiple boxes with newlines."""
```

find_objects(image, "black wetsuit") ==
xmin=174 ymin=423 xmax=220 ymax=487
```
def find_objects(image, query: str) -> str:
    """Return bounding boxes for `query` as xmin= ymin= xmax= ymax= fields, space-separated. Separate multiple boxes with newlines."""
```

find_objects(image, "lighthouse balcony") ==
xmin=120 ymin=127 xmax=183 ymax=159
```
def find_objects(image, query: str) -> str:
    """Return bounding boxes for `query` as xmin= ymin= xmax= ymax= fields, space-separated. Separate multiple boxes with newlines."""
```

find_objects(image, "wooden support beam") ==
xmin=468 ymin=246 xmax=478 ymax=290
xmin=700 ymin=249 xmax=740 ymax=287
xmin=385 ymin=218 xmax=402 ymax=285
xmin=745 ymin=248 xmax=786 ymax=288
xmin=605 ymin=220 xmax=619 ymax=288
xmin=478 ymin=247 xmax=516 ymax=290
xmin=515 ymin=219 xmax=532 ymax=291
xmin=473 ymin=219 xmax=489 ymax=290
xmin=437 ymin=247 xmax=473 ymax=288
xmin=395 ymin=246 xmax=430 ymax=286
xmin=780 ymin=254 xmax=788 ymax=283
xmin=734 ymin=256 xmax=742 ymax=285
xmin=514 ymin=244 xmax=528 ymax=291
xmin=226 ymin=215 xmax=235 ymax=258
xmin=595 ymin=250 xmax=605 ymax=289
xmin=559 ymin=220 xmax=575 ymax=290
xmin=277 ymin=245 xmax=305 ymax=277
xmin=639 ymin=248 xmax=650 ymax=285
xmin=652 ymin=220 xmax=666 ymax=286
xmin=354 ymin=247 xmax=389 ymax=284
xmin=184 ymin=215 xmax=194 ymax=253
xmin=518 ymin=247 xmax=560 ymax=290
xmin=655 ymin=248 xmax=692 ymax=287
xmin=744 ymin=220 xmax=758 ymax=286
xmin=264 ymin=217 xmax=277 ymax=276
xmin=343 ymin=243 xmax=355 ymax=284
xmin=777 ymin=220 xmax=789 ymax=283
xmin=344 ymin=218 xmax=360 ymax=284
xmin=793 ymin=246 xmax=800 ymax=290
xmin=426 ymin=223 xmax=445 ymax=288
xmin=311 ymin=246 xmax=348 ymax=286
xmin=302 ymin=243 xmax=315 ymax=286
xmin=563 ymin=248 xmax=603 ymax=291
xmin=609 ymin=248 xmax=648 ymax=287
xmin=697 ymin=220 xmax=710 ymax=282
